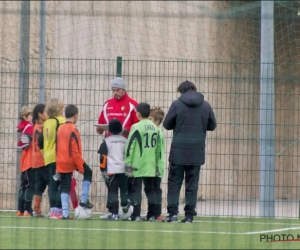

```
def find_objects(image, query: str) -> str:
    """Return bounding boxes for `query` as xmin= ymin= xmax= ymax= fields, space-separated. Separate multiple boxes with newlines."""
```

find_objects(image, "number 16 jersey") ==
xmin=125 ymin=119 xmax=162 ymax=177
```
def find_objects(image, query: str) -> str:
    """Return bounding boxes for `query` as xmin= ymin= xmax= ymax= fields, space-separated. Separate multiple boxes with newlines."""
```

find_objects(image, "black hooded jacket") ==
xmin=163 ymin=91 xmax=217 ymax=165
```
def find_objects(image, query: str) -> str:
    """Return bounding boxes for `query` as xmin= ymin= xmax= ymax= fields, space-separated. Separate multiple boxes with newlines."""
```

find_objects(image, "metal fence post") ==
xmin=39 ymin=0 xmax=46 ymax=103
xmin=259 ymin=0 xmax=275 ymax=218
xmin=116 ymin=56 xmax=122 ymax=77
xmin=16 ymin=0 xmax=31 ymax=209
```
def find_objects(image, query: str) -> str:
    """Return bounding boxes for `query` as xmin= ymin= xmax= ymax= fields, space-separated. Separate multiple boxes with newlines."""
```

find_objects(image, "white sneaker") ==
xmin=134 ymin=216 xmax=141 ymax=221
xmin=99 ymin=212 xmax=112 ymax=220
xmin=106 ymin=214 xmax=118 ymax=221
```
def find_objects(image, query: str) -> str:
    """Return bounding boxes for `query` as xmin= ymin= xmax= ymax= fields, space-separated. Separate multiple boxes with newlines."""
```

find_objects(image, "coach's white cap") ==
xmin=111 ymin=77 xmax=126 ymax=90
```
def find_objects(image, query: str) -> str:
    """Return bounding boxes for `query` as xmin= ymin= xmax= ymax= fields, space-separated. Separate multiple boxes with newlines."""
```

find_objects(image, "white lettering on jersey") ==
xmin=110 ymin=140 xmax=126 ymax=144
xmin=105 ymin=135 xmax=127 ymax=174
xmin=107 ymin=113 xmax=124 ymax=116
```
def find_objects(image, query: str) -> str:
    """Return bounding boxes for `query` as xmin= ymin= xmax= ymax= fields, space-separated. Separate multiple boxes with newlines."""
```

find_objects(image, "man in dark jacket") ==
xmin=163 ymin=80 xmax=217 ymax=223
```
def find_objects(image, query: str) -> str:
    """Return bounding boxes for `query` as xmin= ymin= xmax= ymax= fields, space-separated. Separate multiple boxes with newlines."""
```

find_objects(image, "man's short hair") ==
xmin=177 ymin=80 xmax=197 ymax=94
xmin=136 ymin=102 xmax=150 ymax=118
xmin=65 ymin=104 xmax=78 ymax=118
xmin=150 ymin=107 xmax=165 ymax=125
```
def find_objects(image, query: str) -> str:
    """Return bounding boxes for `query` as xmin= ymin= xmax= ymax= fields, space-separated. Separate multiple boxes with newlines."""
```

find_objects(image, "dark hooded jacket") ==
xmin=163 ymin=91 xmax=216 ymax=165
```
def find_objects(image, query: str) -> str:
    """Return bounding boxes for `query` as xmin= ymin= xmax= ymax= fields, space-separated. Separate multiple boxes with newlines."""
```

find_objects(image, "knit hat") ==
xmin=108 ymin=118 xmax=123 ymax=135
xmin=111 ymin=77 xmax=126 ymax=90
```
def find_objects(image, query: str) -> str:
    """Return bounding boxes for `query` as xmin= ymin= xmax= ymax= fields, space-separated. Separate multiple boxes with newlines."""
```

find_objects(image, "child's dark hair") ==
xmin=65 ymin=104 xmax=78 ymax=118
xmin=177 ymin=80 xmax=197 ymax=94
xmin=150 ymin=107 xmax=165 ymax=125
xmin=109 ymin=118 xmax=123 ymax=135
xmin=136 ymin=102 xmax=150 ymax=118
xmin=32 ymin=104 xmax=46 ymax=124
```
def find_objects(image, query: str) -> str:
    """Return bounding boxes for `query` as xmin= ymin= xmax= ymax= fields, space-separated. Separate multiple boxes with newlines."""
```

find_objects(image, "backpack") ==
xmin=37 ymin=117 xmax=60 ymax=150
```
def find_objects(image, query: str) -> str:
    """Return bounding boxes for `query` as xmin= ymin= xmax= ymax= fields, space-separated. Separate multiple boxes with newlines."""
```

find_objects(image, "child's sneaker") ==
xmin=33 ymin=212 xmax=44 ymax=217
xmin=107 ymin=214 xmax=118 ymax=221
xmin=79 ymin=200 xmax=93 ymax=209
xmin=49 ymin=213 xmax=61 ymax=219
xmin=163 ymin=214 xmax=178 ymax=223
xmin=99 ymin=212 xmax=112 ymax=220
xmin=147 ymin=216 xmax=156 ymax=222
xmin=135 ymin=216 xmax=141 ymax=221
xmin=155 ymin=215 xmax=163 ymax=221
xmin=181 ymin=217 xmax=193 ymax=223
xmin=16 ymin=211 xmax=24 ymax=216
xmin=56 ymin=208 xmax=62 ymax=215
xmin=131 ymin=216 xmax=141 ymax=222
xmin=62 ymin=216 xmax=73 ymax=220
xmin=23 ymin=211 xmax=32 ymax=217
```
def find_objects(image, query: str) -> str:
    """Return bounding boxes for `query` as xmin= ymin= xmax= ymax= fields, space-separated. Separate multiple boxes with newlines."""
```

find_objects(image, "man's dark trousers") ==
xmin=167 ymin=163 xmax=201 ymax=219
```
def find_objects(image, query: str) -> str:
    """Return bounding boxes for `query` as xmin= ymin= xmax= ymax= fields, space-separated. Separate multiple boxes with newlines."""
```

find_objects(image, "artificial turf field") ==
xmin=0 ymin=212 xmax=300 ymax=249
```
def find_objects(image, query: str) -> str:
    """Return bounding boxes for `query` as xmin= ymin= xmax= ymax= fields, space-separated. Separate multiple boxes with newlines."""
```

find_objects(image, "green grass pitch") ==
xmin=0 ymin=212 xmax=300 ymax=249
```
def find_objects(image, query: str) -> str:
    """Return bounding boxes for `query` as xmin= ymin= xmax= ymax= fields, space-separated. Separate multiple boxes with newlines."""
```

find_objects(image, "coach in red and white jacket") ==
xmin=97 ymin=77 xmax=139 ymax=220
xmin=96 ymin=77 xmax=139 ymax=138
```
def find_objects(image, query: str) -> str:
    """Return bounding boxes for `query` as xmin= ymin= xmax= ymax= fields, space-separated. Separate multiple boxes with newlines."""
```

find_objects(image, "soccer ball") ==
xmin=118 ymin=205 xmax=134 ymax=220
xmin=75 ymin=205 xmax=92 ymax=220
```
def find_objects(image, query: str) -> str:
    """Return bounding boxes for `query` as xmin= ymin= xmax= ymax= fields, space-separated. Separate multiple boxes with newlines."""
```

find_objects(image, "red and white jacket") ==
xmin=17 ymin=120 xmax=33 ymax=149
xmin=16 ymin=120 xmax=34 ymax=172
xmin=98 ymin=93 xmax=139 ymax=138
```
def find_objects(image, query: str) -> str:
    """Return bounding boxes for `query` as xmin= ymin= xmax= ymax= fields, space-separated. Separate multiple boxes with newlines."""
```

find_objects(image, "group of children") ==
xmin=17 ymin=99 xmax=165 ymax=221
xmin=99 ymin=102 xmax=165 ymax=221
xmin=17 ymin=99 xmax=93 ymax=219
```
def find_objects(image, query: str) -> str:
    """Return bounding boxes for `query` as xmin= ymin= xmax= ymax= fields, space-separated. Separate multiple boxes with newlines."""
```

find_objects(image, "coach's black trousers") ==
xmin=127 ymin=177 xmax=143 ymax=219
xmin=167 ymin=163 xmax=201 ymax=219
xmin=18 ymin=168 xmax=35 ymax=213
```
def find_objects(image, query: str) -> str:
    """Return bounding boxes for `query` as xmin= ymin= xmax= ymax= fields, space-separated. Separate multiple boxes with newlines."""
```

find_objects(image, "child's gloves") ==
xmin=125 ymin=165 xmax=137 ymax=177
xmin=122 ymin=129 xmax=129 ymax=137
xmin=99 ymin=163 xmax=109 ymax=182
xmin=53 ymin=173 xmax=61 ymax=181
xmin=101 ymin=171 xmax=109 ymax=182
xmin=155 ymin=166 xmax=160 ymax=177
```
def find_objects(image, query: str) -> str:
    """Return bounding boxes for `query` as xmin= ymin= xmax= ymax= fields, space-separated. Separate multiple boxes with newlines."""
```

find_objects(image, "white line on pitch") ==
xmin=1 ymin=225 xmax=300 ymax=235
xmin=0 ymin=225 xmax=252 ymax=235
xmin=193 ymin=220 xmax=300 ymax=226
xmin=244 ymin=226 xmax=300 ymax=235
xmin=1 ymin=214 xmax=300 ymax=227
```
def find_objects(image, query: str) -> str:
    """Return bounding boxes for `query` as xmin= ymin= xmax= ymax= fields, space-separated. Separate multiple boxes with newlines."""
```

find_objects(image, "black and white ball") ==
xmin=75 ymin=205 xmax=92 ymax=220
xmin=118 ymin=205 xmax=133 ymax=220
